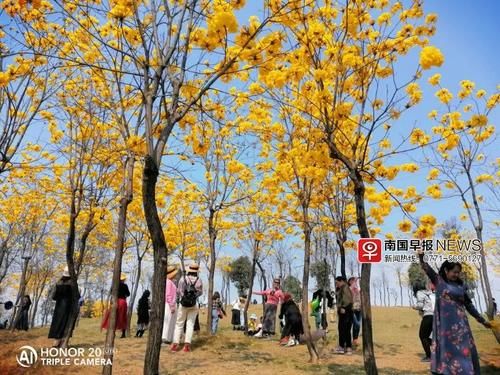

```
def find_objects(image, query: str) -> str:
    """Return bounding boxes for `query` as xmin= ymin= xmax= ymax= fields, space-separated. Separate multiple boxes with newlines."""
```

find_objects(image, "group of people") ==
xmin=10 ymin=250 xmax=496 ymax=375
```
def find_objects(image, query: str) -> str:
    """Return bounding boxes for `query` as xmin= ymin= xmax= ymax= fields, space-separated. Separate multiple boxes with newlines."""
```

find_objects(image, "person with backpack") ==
xmin=171 ymin=264 xmax=203 ymax=353
xmin=413 ymin=282 xmax=436 ymax=362
xmin=311 ymin=288 xmax=334 ymax=330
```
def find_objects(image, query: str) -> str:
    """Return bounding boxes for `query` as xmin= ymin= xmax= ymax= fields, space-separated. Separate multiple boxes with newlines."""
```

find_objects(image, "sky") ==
xmin=226 ymin=0 xmax=500 ymax=307
xmin=2 ymin=1 xmax=499 ymax=311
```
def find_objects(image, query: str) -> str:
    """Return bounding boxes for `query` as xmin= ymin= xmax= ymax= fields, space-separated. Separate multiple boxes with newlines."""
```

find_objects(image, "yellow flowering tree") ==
xmin=0 ymin=2 xmax=55 ymax=177
xmin=424 ymin=80 xmax=499 ymax=318
xmin=180 ymin=101 xmax=256 ymax=332
xmin=262 ymin=1 xmax=448 ymax=371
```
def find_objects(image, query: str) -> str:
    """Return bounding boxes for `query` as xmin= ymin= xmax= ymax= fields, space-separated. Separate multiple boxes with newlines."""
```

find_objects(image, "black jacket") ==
xmin=118 ymin=283 xmax=130 ymax=299
xmin=137 ymin=295 xmax=150 ymax=324
xmin=312 ymin=289 xmax=334 ymax=308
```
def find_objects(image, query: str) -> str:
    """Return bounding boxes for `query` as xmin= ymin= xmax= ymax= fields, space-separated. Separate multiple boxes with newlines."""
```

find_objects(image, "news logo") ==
xmin=357 ymin=238 xmax=382 ymax=263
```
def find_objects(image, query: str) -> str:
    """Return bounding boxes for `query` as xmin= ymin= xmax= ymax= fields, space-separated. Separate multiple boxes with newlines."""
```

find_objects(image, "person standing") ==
xmin=413 ymin=282 xmax=435 ymax=362
xmin=171 ymin=264 xmax=203 ymax=353
xmin=211 ymin=291 xmax=226 ymax=335
xmin=334 ymin=276 xmax=353 ymax=355
xmin=348 ymin=277 xmax=362 ymax=346
xmin=418 ymin=252 xmax=491 ymax=374
xmin=230 ymin=297 xmax=243 ymax=330
xmin=14 ymin=295 xmax=31 ymax=331
xmin=48 ymin=267 xmax=77 ymax=348
xmin=311 ymin=288 xmax=334 ymax=330
xmin=253 ymin=278 xmax=284 ymax=337
xmin=136 ymin=290 xmax=150 ymax=337
xmin=162 ymin=265 xmax=179 ymax=344
xmin=101 ymin=273 xmax=130 ymax=338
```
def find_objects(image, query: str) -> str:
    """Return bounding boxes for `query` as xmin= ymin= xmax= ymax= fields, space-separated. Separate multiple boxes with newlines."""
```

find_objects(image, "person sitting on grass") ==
xmin=279 ymin=293 xmax=303 ymax=347
xmin=253 ymin=316 xmax=264 ymax=338
xmin=247 ymin=313 xmax=259 ymax=336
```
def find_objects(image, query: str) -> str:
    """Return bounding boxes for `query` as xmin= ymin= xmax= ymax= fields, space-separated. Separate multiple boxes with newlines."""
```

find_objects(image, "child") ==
xmin=211 ymin=291 xmax=226 ymax=335
xmin=248 ymin=313 xmax=258 ymax=336
xmin=253 ymin=316 xmax=264 ymax=338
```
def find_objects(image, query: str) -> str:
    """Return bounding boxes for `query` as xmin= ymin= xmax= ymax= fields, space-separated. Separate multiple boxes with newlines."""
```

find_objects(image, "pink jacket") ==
xmin=254 ymin=288 xmax=284 ymax=305
xmin=166 ymin=278 xmax=177 ymax=310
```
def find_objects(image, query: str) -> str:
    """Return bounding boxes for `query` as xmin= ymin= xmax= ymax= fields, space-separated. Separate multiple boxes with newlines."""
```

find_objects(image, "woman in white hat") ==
xmin=162 ymin=265 xmax=179 ymax=344
xmin=171 ymin=264 xmax=202 ymax=353
xmin=102 ymin=273 xmax=130 ymax=338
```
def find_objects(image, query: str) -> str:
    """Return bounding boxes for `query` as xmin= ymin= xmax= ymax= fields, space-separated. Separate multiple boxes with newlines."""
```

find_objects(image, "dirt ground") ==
xmin=1 ymin=307 xmax=498 ymax=375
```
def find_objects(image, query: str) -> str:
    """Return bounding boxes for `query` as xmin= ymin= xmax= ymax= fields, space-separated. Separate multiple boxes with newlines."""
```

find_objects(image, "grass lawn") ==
xmin=0 ymin=306 xmax=498 ymax=374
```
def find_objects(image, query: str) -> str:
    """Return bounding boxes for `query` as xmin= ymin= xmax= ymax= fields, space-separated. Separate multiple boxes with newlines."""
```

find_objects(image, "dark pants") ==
xmin=281 ymin=317 xmax=303 ymax=340
xmin=338 ymin=309 xmax=353 ymax=348
xmin=352 ymin=310 xmax=361 ymax=340
xmin=419 ymin=315 xmax=433 ymax=358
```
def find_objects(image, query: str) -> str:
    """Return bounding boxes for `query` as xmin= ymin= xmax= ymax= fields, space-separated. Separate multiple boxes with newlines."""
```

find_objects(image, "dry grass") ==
xmin=1 ymin=306 xmax=498 ymax=375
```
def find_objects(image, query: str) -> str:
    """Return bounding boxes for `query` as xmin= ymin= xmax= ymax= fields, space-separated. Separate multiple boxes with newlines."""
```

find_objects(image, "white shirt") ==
xmin=231 ymin=299 xmax=241 ymax=310
xmin=416 ymin=290 xmax=435 ymax=316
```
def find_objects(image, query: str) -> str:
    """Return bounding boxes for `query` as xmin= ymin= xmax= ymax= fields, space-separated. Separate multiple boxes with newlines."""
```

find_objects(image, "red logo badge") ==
xmin=357 ymin=238 xmax=382 ymax=263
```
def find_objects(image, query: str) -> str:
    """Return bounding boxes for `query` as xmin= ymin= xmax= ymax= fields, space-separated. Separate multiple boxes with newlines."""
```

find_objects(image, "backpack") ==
xmin=180 ymin=277 xmax=199 ymax=307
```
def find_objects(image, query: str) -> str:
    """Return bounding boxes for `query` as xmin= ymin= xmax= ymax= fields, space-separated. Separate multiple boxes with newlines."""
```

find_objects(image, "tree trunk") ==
xmin=256 ymin=260 xmax=267 ymax=316
xmin=352 ymin=175 xmax=378 ymax=375
xmin=10 ymin=256 xmax=31 ymax=330
xmin=301 ymin=212 xmax=319 ymax=362
xmin=206 ymin=209 xmax=217 ymax=333
xmin=103 ymin=156 xmax=134 ymax=375
xmin=466 ymin=169 xmax=494 ymax=319
xmin=243 ymin=242 xmax=258 ymax=332
xmin=337 ymin=235 xmax=346 ymax=279
xmin=127 ymin=258 xmax=142 ymax=334
xmin=142 ymin=155 xmax=168 ymax=375
xmin=30 ymin=278 xmax=47 ymax=328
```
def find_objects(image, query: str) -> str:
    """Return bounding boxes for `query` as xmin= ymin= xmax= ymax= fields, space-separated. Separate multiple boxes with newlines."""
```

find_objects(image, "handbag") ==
xmin=217 ymin=309 xmax=224 ymax=319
